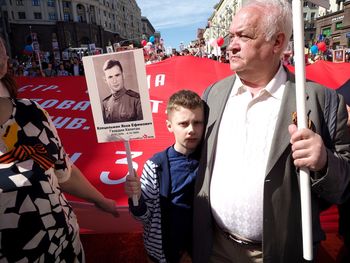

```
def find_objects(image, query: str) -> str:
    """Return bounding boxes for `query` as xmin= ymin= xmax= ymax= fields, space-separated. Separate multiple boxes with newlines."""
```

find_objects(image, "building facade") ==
xmin=141 ymin=16 xmax=154 ymax=41
xmin=203 ymin=0 xmax=243 ymax=55
xmin=199 ymin=0 xmax=350 ymax=56
xmin=316 ymin=0 xmax=350 ymax=49
xmin=0 ymin=0 xmax=155 ymax=58
xmin=303 ymin=0 xmax=319 ymax=46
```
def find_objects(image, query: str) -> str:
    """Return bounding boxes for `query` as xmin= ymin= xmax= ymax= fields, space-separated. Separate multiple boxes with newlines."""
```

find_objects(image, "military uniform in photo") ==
xmin=102 ymin=87 xmax=143 ymax=123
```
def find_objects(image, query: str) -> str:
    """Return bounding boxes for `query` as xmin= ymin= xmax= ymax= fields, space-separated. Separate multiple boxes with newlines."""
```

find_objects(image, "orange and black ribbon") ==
xmin=292 ymin=111 xmax=316 ymax=132
xmin=0 ymin=144 xmax=54 ymax=170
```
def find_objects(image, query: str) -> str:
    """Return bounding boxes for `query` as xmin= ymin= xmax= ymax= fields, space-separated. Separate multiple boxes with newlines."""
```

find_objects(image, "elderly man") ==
xmin=193 ymin=0 xmax=350 ymax=262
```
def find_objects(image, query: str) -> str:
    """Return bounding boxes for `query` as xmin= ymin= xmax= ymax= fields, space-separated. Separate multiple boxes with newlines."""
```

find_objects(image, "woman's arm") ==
xmin=59 ymin=164 xmax=119 ymax=217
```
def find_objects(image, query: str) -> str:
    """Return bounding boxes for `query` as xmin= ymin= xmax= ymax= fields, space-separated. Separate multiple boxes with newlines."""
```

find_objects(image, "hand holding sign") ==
xmin=124 ymin=140 xmax=139 ymax=206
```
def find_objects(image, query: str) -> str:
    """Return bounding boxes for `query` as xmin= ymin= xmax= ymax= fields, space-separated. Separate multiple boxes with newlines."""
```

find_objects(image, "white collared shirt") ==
xmin=210 ymin=64 xmax=287 ymax=241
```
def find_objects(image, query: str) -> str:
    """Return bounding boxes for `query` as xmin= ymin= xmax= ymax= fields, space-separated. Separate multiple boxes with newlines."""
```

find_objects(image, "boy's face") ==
xmin=166 ymin=106 xmax=204 ymax=155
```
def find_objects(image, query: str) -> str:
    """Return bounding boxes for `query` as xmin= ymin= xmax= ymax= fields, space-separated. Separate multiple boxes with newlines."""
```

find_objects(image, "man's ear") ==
xmin=273 ymin=32 xmax=286 ymax=54
xmin=166 ymin=119 xmax=173 ymax=132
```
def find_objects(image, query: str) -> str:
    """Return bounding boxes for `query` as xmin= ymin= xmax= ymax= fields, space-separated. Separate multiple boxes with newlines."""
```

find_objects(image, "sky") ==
xmin=136 ymin=0 xmax=219 ymax=51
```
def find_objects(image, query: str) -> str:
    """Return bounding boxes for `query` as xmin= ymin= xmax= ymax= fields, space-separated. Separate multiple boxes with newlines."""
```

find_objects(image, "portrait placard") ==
xmin=82 ymin=49 xmax=155 ymax=143
xmin=333 ymin=49 xmax=345 ymax=63
xmin=53 ymin=51 xmax=61 ymax=61
xmin=106 ymin=45 xmax=114 ymax=53
xmin=62 ymin=51 xmax=69 ymax=60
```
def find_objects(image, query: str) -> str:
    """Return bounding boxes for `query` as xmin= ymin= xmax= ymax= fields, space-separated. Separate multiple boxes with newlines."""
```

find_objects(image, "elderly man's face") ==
xmin=104 ymin=65 xmax=124 ymax=93
xmin=226 ymin=6 xmax=281 ymax=76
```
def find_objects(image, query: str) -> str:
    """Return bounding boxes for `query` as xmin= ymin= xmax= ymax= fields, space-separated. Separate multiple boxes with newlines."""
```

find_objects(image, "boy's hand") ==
xmin=124 ymin=172 xmax=141 ymax=200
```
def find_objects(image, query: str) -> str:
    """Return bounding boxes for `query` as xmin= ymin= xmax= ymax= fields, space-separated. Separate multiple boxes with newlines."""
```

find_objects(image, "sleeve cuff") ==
xmin=128 ymin=195 xmax=148 ymax=217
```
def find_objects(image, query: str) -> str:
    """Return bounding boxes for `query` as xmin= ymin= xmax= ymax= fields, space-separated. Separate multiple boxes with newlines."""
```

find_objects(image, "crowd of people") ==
xmin=281 ymin=47 xmax=350 ymax=66
xmin=7 ymin=44 xmax=349 ymax=79
xmin=6 ymin=41 xmax=230 ymax=78
xmin=7 ymin=56 xmax=85 ymax=77
xmin=1 ymin=0 xmax=350 ymax=262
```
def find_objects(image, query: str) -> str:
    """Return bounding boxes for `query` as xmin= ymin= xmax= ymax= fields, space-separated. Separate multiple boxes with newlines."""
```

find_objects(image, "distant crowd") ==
xmin=7 ymin=57 xmax=85 ymax=77
xmin=7 ymin=48 xmax=229 ymax=78
xmin=7 ymin=44 xmax=349 ymax=78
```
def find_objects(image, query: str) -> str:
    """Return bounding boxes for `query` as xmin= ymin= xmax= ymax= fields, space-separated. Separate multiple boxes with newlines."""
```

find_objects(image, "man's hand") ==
xmin=124 ymin=172 xmax=141 ymax=201
xmin=288 ymin=124 xmax=327 ymax=172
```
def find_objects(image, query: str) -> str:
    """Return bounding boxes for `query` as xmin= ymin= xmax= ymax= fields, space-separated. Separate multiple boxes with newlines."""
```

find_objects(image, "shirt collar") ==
xmin=231 ymin=63 xmax=287 ymax=100
xmin=112 ymin=87 xmax=126 ymax=99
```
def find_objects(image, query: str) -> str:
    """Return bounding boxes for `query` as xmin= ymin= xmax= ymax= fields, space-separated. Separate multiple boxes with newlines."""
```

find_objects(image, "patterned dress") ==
xmin=0 ymin=98 xmax=84 ymax=263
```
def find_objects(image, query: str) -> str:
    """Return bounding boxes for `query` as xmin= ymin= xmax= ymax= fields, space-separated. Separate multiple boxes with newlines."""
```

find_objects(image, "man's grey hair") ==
xmin=243 ymin=0 xmax=293 ymax=50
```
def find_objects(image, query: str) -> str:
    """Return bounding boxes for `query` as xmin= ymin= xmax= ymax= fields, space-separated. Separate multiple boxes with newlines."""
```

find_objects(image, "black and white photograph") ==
xmin=333 ymin=49 xmax=345 ymax=63
xmin=82 ymin=49 xmax=154 ymax=143
xmin=106 ymin=45 xmax=114 ymax=53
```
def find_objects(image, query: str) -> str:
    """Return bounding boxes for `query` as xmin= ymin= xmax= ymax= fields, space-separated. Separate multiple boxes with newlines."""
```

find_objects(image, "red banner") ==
xmin=16 ymin=56 xmax=232 ymax=232
xmin=16 ymin=57 xmax=349 ymax=233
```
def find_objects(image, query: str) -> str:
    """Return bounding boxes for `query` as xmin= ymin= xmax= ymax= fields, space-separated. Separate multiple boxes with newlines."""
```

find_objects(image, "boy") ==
xmin=125 ymin=90 xmax=205 ymax=263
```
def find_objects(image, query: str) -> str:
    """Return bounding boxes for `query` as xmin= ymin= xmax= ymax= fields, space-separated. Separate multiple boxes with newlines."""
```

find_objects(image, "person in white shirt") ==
xmin=193 ymin=1 xmax=350 ymax=262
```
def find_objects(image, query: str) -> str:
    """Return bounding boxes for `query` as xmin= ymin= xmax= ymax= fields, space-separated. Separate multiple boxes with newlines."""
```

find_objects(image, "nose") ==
xmin=187 ymin=124 xmax=195 ymax=135
xmin=227 ymin=37 xmax=240 ymax=54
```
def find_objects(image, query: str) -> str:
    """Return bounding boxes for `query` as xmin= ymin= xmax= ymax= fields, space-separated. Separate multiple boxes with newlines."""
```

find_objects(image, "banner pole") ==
xmin=124 ymin=140 xmax=139 ymax=206
xmin=292 ymin=0 xmax=313 ymax=260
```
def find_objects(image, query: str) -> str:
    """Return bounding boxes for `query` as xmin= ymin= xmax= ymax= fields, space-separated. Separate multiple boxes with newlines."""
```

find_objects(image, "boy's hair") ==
xmin=166 ymin=90 xmax=203 ymax=116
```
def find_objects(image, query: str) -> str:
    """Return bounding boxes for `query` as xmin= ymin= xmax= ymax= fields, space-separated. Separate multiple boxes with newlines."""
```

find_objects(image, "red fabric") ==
xmin=16 ymin=56 xmax=232 ymax=208
xmin=287 ymin=60 xmax=350 ymax=89
xmin=16 ymin=57 xmax=347 ymax=233
xmin=16 ymin=56 xmax=232 ymax=233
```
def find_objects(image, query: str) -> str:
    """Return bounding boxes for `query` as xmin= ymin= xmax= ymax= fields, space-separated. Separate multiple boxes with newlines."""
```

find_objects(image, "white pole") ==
xmin=123 ymin=140 xmax=139 ymax=206
xmin=292 ymin=0 xmax=313 ymax=260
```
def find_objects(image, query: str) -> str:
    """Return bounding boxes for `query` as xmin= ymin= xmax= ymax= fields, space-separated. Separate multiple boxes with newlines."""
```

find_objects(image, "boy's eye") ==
xmin=194 ymin=121 xmax=203 ymax=125
xmin=179 ymin=122 xmax=188 ymax=127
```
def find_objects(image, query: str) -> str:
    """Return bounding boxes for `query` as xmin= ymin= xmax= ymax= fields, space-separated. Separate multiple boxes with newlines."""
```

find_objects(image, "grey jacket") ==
xmin=193 ymin=69 xmax=350 ymax=263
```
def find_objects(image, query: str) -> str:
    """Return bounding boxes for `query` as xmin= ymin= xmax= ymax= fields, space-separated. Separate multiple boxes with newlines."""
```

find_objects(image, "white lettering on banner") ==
xmin=100 ymin=151 xmax=143 ymax=185
xmin=154 ymin=74 xmax=166 ymax=87
xmin=146 ymin=74 xmax=166 ymax=89
xmin=33 ymin=99 xmax=90 ymax=111
xmin=51 ymin=116 xmax=89 ymax=130
xmin=72 ymin=101 xmax=90 ymax=111
xmin=56 ymin=100 xmax=75 ymax=109
xmin=66 ymin=118 xmax=88 ymax=129
xmin=51 ymin=116 xmax=71 ymax=128
xmin=150 ymin=100 xmax=163 ymax=113
xmin=18 ymin=84 xmax=60 ymax=92
xmin=69 ymin=152 xmax=82 ymax=163
xmin=56 ymin=100 xmax=90 ymax=111
xmin=40 ymin=99 xmax=59 ymax=108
